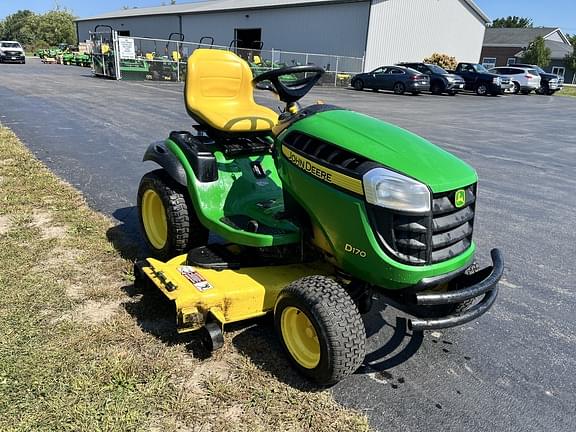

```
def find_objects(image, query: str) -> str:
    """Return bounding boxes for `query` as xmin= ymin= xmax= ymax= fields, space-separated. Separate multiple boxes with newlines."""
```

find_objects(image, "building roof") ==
xmin=483 ymin=27 xmax=566 ymax=47
xmin=77 ymin=0 xmax=490 ymax=23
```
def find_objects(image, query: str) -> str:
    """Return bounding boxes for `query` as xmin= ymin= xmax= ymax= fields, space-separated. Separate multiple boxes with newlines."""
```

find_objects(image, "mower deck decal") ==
xmin=282 ymin=146 xmax=363 ymax=195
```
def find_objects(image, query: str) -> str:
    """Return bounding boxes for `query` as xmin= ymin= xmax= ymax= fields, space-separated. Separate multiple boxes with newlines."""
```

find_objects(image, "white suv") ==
xmin=0 ymin=41 xmax=25 ymax=64
xmin=489 ymin=66 xmax=541 ymax=94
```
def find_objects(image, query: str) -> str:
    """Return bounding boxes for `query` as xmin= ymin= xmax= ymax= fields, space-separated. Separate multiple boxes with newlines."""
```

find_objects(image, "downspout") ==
xmin=179 ymin=15 xmax=183 ymax=37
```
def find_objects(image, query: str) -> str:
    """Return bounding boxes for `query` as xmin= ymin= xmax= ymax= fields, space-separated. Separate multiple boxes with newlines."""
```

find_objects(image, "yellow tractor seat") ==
xmin=185 ymin=49 xmax=278 ymax=133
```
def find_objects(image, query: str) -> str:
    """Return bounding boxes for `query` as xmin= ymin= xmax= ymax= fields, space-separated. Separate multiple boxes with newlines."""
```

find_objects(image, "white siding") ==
xmin=77 ymin=2 xmax=370 ymax=58
xmin=545 ymin=30 xmax=564 ymax=43
xmin=180 ymin=3 xmax=370 ymax=57
xmin=365 ymin=0 xmax=486 ymax=71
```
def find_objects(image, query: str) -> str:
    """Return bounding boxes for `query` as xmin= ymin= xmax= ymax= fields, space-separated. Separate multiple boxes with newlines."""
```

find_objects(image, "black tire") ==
xmin=521 ymin=89 xmax=531 ymax=95
xmin=152 ymin=70 xmax=160 ymax=81
xmin=352 ymin=79 xmax=364 ymax=90
xmin=274 ymin=275 xmax=366 ymax=386
xmin=546 ymin=89 xmax=555 ymax=96
xmin=512 ymin=82 xmax=520 ymax=94
xmin=137 ymin=169 xmax=208 ymax=260
xmin=393 ymin=82 xmax=405 ymax=95
xmin=411 ymin=91 xmax=420 ymax=96
xmin=448 ymin=91 xmax=457 ymax=96
xmin=475 ymin=83 xmax=488 ymax=96
xmin=430 ymin=82 xmax=442 ymax=95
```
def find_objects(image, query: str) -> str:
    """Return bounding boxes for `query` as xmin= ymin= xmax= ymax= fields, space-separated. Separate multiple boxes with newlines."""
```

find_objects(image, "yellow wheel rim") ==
xmin=280 ymin=306 xmax=320 ymax=369
xmin=141 ymin=189 xmax=168 ymax=249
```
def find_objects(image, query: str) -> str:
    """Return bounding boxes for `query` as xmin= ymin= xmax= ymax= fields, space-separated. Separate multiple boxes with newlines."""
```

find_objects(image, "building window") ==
xmin=507 ymin=57 xmax=516 ymax=65
xmin=552 ymin=66 xmax=565 ymax=78
xmin=482 ymin=57 xmax=496 ymax=68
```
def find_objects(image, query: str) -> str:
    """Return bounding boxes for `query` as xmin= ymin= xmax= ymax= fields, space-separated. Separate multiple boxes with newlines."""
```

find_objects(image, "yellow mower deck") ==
xmin=140 ymin=254 xmax=331 ymax=333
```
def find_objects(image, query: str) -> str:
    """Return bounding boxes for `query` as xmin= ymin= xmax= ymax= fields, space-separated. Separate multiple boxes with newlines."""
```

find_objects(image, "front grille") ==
xmin=5 ymin=51 xmax=21 ymax=56
xmin=370 ymin=184 xmax=476 ymax=265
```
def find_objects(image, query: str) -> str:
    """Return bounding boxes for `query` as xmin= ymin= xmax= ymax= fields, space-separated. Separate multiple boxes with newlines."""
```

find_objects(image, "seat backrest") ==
xmin=185 ymin=49 xmax=256 ymax=116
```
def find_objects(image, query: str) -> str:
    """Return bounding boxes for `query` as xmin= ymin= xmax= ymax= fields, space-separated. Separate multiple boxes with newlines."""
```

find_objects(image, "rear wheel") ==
xmin=393 ymin=82 xmax=405 ymax=95
xmin=274 ymin=276 xmax=366 ymax=385
xmin=137 ymin=169 xmax=208 ymax=260
xmin=512 ymin=82 xmax=520 ymax=94
xmin=352 ymin=79 xmax=364 ymax=90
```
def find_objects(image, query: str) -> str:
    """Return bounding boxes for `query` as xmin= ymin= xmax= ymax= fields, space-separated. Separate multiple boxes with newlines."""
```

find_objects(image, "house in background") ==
xmin=481 ymin=27 xmax=575 ymax=84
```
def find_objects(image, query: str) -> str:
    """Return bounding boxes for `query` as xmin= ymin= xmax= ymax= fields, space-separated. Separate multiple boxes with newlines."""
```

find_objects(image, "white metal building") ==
xmin=76 ymin=0 xmax=490 ymax=71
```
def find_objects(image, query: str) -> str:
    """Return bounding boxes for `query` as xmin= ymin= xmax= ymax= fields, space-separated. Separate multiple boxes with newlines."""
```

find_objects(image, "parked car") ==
xmin=397 ymin=62 xmax=465 ymax=95
xmin=0 ymin=41 xmax=25 ymax=64
xmin=513 ymin=63 xmax=564 ymax=95
xmin=488 ymin=66 xmax=541 ymax=94
xmin=449 ymin=63 xmax=512 ymax=96
xmin=351 ymin=66 xmax=430 ymax=95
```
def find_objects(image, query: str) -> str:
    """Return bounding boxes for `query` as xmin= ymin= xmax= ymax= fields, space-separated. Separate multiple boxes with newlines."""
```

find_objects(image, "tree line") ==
xmin=0 ymin=9 xmax=76 ymax=49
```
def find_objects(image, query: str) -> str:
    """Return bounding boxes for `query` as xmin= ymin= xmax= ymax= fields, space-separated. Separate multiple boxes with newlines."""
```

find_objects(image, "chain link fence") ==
xmin=112 ymin=36 xmax=363 ymax=87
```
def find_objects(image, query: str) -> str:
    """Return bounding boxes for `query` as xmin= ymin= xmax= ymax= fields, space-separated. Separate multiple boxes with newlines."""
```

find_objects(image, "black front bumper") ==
xmin=1 ymin=54 xmax=24 ymax=63
xmin=408 ymin=248 xmax=504 ymax=331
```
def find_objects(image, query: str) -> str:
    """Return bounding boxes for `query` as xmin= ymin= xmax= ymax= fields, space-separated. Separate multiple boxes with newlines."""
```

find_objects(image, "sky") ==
xmin=0 ymin=0 xmax=575 ymax=34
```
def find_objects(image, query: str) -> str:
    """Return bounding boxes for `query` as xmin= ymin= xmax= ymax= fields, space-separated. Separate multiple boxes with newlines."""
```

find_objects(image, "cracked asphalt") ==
xmin=1 ymin=59 xmax=575 ymax=431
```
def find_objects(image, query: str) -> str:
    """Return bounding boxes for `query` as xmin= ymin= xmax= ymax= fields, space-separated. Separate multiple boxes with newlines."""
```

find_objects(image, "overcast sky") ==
xmin=1 ymin=0 xmax=575 ymax=34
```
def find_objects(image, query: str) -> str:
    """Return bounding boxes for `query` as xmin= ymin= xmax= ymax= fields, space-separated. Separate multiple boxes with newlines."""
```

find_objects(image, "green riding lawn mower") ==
xmin=134 ymin=49 xmax=504 ymax=385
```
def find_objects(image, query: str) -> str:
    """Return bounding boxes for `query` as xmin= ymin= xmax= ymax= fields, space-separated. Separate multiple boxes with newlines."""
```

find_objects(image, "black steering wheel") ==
xmin=252 ymin=65 xmax=324 ymax=104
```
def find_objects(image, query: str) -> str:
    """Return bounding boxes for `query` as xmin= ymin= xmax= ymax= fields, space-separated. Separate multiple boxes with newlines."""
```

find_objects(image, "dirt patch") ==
xmin=31 ymin=210 xmax=68 ymax=240
xmin=0 ymin=215 xmax=11 ymax=235
xmin=73 ymin=300 xmax=120 ymax=324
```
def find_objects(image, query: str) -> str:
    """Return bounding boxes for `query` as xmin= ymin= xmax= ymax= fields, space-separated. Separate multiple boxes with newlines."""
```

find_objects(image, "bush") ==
xmin=423 ymin=53 xmax=458 ymax=71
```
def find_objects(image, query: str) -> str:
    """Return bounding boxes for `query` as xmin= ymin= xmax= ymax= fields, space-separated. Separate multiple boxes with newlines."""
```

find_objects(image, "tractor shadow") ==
xmin=106 ymin=206 xmax=148 ymax=261
xmin=233 ymin=297 xmax=424 ymax=389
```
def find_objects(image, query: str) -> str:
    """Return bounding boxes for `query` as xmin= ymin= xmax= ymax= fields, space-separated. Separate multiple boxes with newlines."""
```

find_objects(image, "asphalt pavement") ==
xmin=1 ymin=59 xmax=575 ymax=431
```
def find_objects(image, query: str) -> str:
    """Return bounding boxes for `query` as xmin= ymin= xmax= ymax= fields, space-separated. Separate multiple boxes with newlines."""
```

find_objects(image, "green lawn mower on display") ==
xmin=134 ymin=49 xmax=504 ymax=385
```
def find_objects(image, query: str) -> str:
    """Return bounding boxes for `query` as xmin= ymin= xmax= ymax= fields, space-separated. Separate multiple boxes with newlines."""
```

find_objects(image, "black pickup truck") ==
xmin=449 ymin=63 xmax=513 ymax=96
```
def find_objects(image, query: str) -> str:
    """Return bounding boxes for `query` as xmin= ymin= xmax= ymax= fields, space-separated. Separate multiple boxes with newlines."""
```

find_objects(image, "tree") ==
xmin=423 ymin=53 xmax=458 ymax=70
xmin=566 ymin=33 xmax=576 ymax=46
xmin=35 ymin=10 xmax=77 ymax=46
xmin=490 ymin=16 xmax=533 ymax=28
xmin=0 ymin=10 xmax=39 ymax=45
xmin=521 ymin=36 xmax=551 ymax=67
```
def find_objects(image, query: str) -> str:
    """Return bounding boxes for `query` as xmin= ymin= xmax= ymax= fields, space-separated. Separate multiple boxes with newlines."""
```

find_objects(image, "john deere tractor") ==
xmin=135 ymin=49 xmax=503 ymax=385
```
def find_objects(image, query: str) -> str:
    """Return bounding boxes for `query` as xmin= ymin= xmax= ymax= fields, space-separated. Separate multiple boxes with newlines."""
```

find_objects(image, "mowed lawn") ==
xmin=0 ymin=126 xmax=369 ymax=432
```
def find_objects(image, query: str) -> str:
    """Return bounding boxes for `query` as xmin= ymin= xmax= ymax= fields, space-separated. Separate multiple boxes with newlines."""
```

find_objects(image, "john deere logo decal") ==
xmin=455 ymin=189 xmax=466 ymax=208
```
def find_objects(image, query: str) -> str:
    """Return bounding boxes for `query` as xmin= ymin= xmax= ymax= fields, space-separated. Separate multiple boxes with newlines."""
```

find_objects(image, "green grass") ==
xmin=0 ymin=126 xmax=370 ymax=432
xmin=556 ymin=86 xmax=576 ymax=97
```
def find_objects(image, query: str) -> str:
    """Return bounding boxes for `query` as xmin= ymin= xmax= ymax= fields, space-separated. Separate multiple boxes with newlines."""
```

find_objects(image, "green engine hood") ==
xmin=287 ymin=109 xmax=477 ymax=193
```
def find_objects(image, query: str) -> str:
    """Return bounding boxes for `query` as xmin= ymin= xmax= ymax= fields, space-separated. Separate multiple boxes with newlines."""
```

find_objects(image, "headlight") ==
xmin=550 ymin=78 xmax=558 ymax=83
xmin=446 ymin=76 xmax=455 ymax=82
xmin=363 ymin=168 xmax=430 ymax=213
xmin=492 ymin=77 xmax=501 ymax=84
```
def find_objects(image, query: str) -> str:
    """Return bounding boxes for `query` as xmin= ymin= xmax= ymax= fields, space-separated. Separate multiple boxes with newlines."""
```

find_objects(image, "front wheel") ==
xmin=274 ymin=276 xmax=366 ymax=386
xmin=352 ymin=79 xmax=364 ymax=90
xmin=512 ymin=82 xmax=520 ymax=94
xmin=137 ymin=169 xmax=208 ymax=260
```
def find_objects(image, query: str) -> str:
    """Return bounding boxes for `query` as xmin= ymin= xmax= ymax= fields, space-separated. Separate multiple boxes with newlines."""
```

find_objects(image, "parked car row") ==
xmin=351 ymin=61 xmax=563 ymax=97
